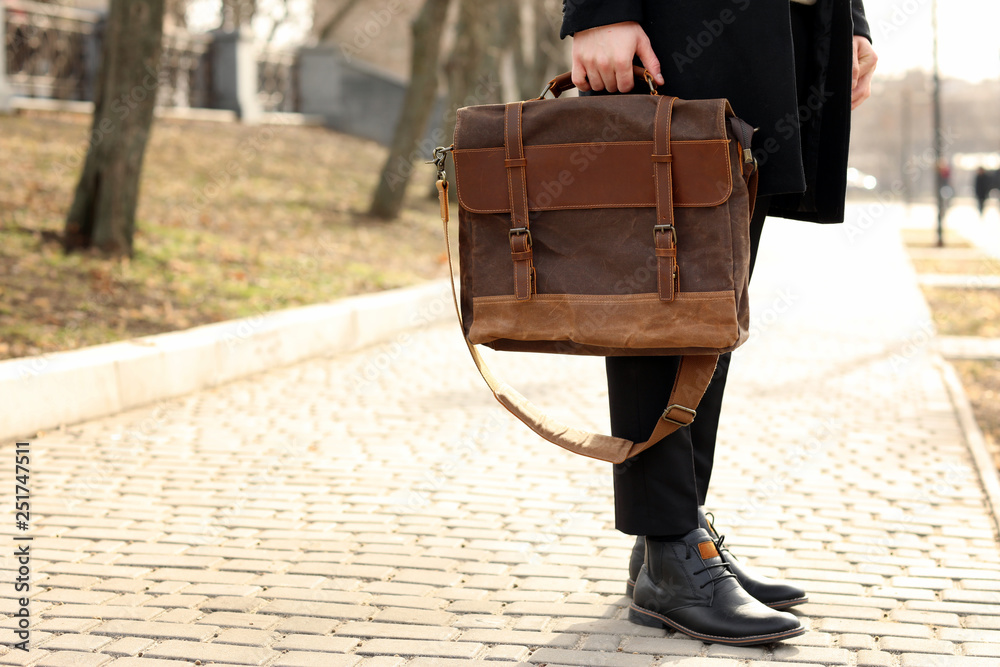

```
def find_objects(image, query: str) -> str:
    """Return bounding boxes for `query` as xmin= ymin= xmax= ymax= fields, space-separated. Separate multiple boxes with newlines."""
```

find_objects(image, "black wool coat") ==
xmin=561 ymin=0 xmax=872 ymax=223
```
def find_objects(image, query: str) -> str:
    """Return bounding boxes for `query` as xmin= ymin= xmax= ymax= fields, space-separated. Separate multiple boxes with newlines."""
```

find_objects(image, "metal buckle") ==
xmin=653 ymin=224 xmax=675 ymax=245
xmin=426 ymin=145 xmax=454 ymax=181
xmin=662 ymin=404 xmax=697 ymax=426
xmin=644 ymin=70 xmax=659 ymax=96
xmin=509 ymin=227 xmax=532 ymax=247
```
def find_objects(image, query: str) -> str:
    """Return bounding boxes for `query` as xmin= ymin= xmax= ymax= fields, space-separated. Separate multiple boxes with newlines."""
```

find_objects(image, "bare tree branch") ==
xmin=315 ymin=0 xmax=364 ymax=43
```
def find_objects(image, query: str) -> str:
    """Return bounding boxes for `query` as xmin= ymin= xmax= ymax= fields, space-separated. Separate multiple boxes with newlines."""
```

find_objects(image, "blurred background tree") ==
xmin=368 ymin=0 xmax=568 ymax=219
xmin=63 ymin=0 xmax=166 ymax=256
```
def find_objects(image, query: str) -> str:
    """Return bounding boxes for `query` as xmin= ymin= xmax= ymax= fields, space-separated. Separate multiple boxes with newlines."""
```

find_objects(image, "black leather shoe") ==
xmin=629 ymin=529 xmax=805 ymax=646
xmin=626 ymin=534 xmax=644 ymax=596
xmin=624 ymin=511 xmax=808 ymax=609
xmin=699 ymin=509 xmax=808 ymax=609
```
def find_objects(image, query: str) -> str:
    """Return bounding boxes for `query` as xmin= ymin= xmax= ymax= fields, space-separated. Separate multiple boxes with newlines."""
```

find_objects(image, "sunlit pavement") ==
xmin=1 ymin=202 xmax=998 ymax=666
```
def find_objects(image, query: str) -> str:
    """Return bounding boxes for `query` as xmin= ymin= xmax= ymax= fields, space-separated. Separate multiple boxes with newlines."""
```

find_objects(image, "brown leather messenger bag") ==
xmin=430 ymin=67 xmax=758 ymax=465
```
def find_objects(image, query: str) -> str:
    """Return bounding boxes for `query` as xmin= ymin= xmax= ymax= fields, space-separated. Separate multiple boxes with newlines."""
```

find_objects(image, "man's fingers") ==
xmin=571 ymin=61 xmax=591 ymax=92
xmin=852 ymin=38 xmax=861 ymax=90
xmin=588 ymin=67 xmax=608 ymax=92
xmin=597 ymin=62 xmax=619 ymax=92
xmin=616 ymin=64 xmax=635 ymax=93
xmin=635 ymin=36 xmax=665 ymax=86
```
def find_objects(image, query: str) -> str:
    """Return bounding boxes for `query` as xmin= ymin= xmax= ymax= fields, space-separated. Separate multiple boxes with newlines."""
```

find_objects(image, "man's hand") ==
xmin=571 ymin=21 xmax=664 ymax=93
xmin=851 ymin=36 xmax=877 ymax=109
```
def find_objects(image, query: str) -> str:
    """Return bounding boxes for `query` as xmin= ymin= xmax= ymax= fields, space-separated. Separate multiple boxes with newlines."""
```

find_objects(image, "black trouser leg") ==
xmin=609 ymin=196 xmax=770 ymax=536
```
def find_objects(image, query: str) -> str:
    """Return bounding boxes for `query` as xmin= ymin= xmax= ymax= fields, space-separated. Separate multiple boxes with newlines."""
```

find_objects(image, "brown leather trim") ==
xmin=505 ymin=102 xmax=534 ymax=301
xmin=468 ymin=291 xmax=741 ymax=351
xmin=698 ymin=541 xmax=719 ymax=559
xmin=654 ymin=97 xmax=677 ymax=303
xmin=454 ymin=140 xmax=733 ymax=214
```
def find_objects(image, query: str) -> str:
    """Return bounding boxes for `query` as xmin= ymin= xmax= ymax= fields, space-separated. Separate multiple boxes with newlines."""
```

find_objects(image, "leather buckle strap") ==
xmin=504 ymin=101 xmax=533 ymax=301
xmin=653 ymin=96 xmax=677 ymax=302
xmin=662 ymin=404 xmax=697 ymax=427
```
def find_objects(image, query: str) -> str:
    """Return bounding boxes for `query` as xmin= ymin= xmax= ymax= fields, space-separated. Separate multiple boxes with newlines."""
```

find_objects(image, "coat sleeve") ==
xmin=852 ymin=0 xmax=872 ymax=42
xmin=560 ymin=0 xmax=643 ymax=38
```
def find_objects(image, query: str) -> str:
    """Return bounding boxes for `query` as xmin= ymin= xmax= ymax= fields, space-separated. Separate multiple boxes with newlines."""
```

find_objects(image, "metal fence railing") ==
xmin=257 ymin=47 xmax=297 ymax=113
xmin=4 ymin=0 xmax=100 ymax=101
xmin=159 ymin=27 xmax=213 ymax=109
xmin=3 ymin=1 xmax=301 ymax=114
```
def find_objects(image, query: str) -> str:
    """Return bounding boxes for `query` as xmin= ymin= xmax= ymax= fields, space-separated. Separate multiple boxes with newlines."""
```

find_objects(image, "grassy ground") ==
xmin=922 ymin=289 xmax=1000 ymax=338
xmin=904 ymin=231 xmax=1000 ymax=469
xmin=0 ymin=112 xmax=450 ymax=360
xmin=954 ymin=360 xmax=1000 ymax=471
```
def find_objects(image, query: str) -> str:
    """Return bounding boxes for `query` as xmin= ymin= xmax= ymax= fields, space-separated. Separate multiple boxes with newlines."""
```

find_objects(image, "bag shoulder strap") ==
xmin=435 ymin=176 xmax=716 ymax=465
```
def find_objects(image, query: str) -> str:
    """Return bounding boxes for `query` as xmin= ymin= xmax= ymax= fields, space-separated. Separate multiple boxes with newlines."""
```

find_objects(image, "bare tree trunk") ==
xmin=434 ymin=0 xmax=494 ymax=201
xmin=368 ymin=0 xmax=451 ymax=220
xmin=518 ymin=0 xmax=566 ymax=100
xmin=314 ymin=0 xmax=365 ymax=43
xmin=221 ymin=0 xmax=256 ymax=30
xmin=63 ymin=0 xmax=165 ymax=257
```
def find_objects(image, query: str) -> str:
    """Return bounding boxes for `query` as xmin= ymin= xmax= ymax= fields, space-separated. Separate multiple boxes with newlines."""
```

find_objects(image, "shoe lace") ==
xmin=704 ymin=511 xmax=732 ymax=555
xmin=684 ymin=541 xmax=735 ymax=589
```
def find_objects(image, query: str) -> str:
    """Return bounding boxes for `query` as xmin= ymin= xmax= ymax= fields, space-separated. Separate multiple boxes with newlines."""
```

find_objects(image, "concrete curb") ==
xmin=1 ymin=279 xmax=454 ymax=443
xmin=936 ymin=356 xmax=1000 ymax=538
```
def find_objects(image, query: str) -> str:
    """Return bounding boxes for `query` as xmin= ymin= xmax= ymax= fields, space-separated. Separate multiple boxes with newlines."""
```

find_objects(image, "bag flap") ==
xmin=453 ymin=95 xmax=734 ymax=214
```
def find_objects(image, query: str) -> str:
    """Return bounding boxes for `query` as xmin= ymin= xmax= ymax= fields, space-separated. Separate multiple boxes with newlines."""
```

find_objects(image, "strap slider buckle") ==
xmin=662 ymin=404 xmax=697 ymax=426
xmin=509 ymin=227 xmax=532 ymax=247
xmin=653 ymin=224 xmax=675 ymax=245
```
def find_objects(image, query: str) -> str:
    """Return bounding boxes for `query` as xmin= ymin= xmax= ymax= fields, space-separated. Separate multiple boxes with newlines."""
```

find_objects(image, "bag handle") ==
xmin=538 ymin=65 xmax=659 ymax=99
xmin=431 ymin=148 xmax=717 ymax=465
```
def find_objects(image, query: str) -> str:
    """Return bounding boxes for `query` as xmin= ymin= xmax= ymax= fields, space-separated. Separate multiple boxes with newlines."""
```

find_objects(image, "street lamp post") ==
xmin=932 ymin=0 xmax=944 ymax=247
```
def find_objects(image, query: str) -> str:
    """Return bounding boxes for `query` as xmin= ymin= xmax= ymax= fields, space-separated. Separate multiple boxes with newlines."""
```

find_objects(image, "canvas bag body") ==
xmin=452 ymin=92 xmax=755 ymax=358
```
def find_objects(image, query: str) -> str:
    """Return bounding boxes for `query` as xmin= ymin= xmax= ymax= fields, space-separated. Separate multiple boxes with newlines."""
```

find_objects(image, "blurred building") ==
xmin=849 ymin=70 xmax=1000 ymax=201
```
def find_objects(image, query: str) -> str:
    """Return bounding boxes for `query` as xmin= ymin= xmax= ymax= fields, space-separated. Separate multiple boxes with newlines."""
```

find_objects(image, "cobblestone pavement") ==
xmin=2 ymin=205 xmax=999 ymax=666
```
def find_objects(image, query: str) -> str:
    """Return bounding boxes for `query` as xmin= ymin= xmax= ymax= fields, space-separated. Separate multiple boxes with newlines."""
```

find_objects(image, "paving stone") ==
xmin=270 ymin=653 xmax=361 ymax=667
xmin=371 ymin=608 xmax=454 ymax=626
xmin=95 ymin=638 xmax=154 ymax=658
xmin=38 ymin=607 xmax=163 ymax=622
xmin=855 ymin=651 xmax=894 ymax=667
xmin=142 ymin=640 xmax=277 ymax=665
xmin=483 ymin=644 xmax=530 ymax=661
xmin=272 ymin=634 xmax=360 ymax=653
xmin=0 ymin=649 xmax=50 ymax=666
xmin=32 ymin=620 xmax=102 ymax=634
xmin=355 ymin=639 xmax=483 ymax=659
xmin=271 ymin=616 xmax=341 ymax=635
xmin=770 ymin=645 xmax=852 ymax=664
xmin=458 ymin=629 xmax=577 ymax=648
xmin=38 ymin=635 xmax=113 ymax=652
xmin=257 ymin=600 xmax=371 ymax=620
xmin=526 ymin=647 xmax=656 ymax=666
xmin=878 ymin=637 xmax=955 ymax=654
xmin=817 ymin=618 xmax=933 ymax=638
xmin=149 ymin=609 xmax=201 ymax=624
xmin=645 ymin=660 xmax=738 ymax=667
xmin=192 ymin=612 xmax=280 ymax=630
xmin=91 ymin=619 xmax=219 ymax=641
xmin=35 ymin=654 xmax=112 ymax=667
xmin=335 ymin=621 xmax=458 ymax=641
xmin=103 ymin=660 xmax=195 ymax=667
xmin=212 ymin=627 xmax=280 ymax=646
xmin=619 ymin=636 xmax=703 ymax=656
xmin=963 ymin=643 xmax=1000 ymax=658
xmin=354 ymin=659 xmax=405 ymax=667
xmin=900 ymin=655 xmax=999 ymax=667
xmin=838 ymin=634 xmax=876 ymax=650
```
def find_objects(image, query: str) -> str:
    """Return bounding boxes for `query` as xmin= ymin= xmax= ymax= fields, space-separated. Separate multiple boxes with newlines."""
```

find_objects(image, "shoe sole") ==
xmin=627 ymin=579 xmax=808 ymax=611
xmin=628 ymin=603 xmax=806 ymax=646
